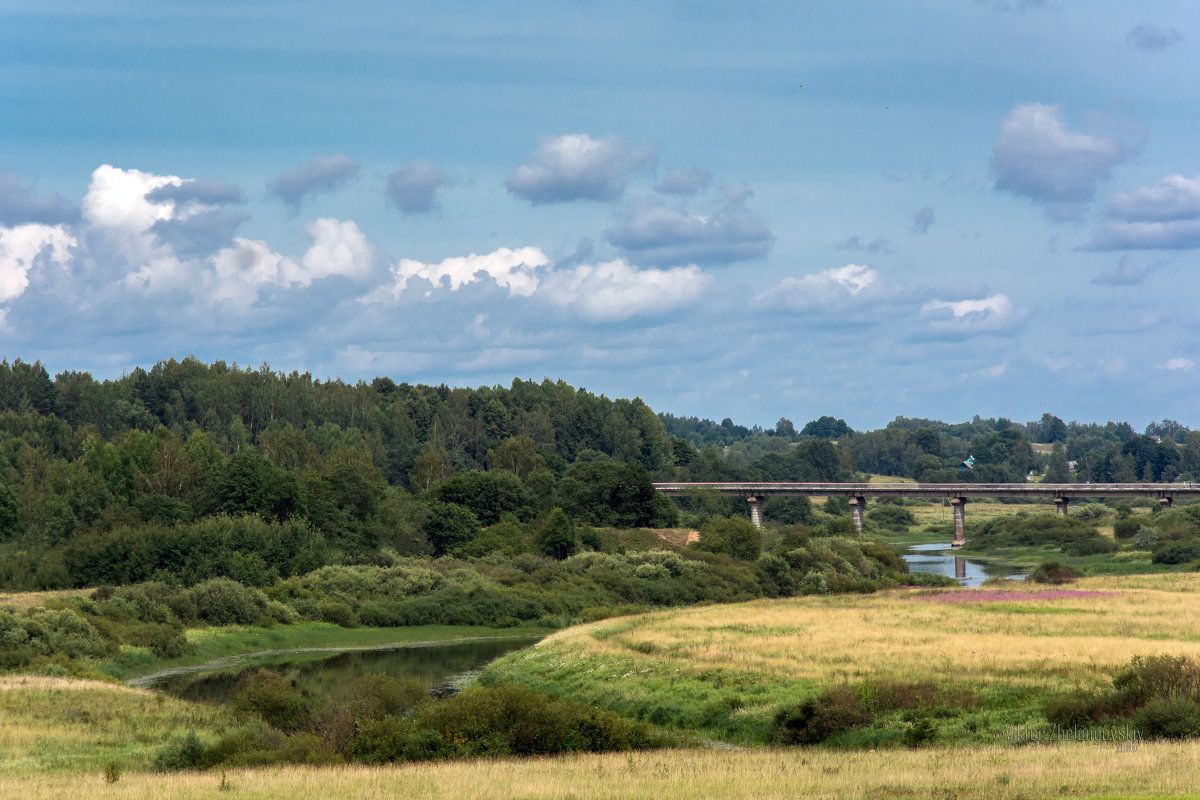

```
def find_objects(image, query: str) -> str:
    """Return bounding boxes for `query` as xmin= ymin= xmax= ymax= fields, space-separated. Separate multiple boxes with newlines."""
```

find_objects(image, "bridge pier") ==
xmin=747 ymin=496 xmax=764 ymax=528
xmin=950 ymin=497 xmax=968 ymax=548
xmin=1054 ymin=497 xmax=1070 ymax=516
xmin=849 ymin=496 xmax=867 ymax=536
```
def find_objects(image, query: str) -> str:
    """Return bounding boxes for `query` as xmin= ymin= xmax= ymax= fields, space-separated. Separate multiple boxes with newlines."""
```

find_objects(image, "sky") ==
xmin=1 ymin=0 xmax=1199 ymax=431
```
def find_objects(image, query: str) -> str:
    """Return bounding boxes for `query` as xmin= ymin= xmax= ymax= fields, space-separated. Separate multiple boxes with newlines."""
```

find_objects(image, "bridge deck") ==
xmin=652 ymin=482 xmax=1200 ymax=500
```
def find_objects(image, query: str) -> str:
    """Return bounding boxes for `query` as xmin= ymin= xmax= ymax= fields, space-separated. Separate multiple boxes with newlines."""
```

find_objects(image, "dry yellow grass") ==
xmin=3 ymin=743 xmax=1200 ymax=800
xmin=0 ymin=588 xmax=89 ymax=613
xmin=533 ymin=574 xmax=1200 ymax=692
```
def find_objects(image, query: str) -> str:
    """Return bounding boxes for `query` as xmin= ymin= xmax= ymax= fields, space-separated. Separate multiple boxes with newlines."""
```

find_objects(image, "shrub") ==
xmin=868 ymin=505 xmax=917 ymax=531
xmin=1135 ymin=526 xmax=1160 ymax=550
xmin=696 ymin=517 xmax=761 ymax=561
xmin=1063 ymin=536 xmax=1117 ymax=557
xmin=190 ymin=578 xmax=266 ymax=625
xmin=1072 ymin=503 xmax=1111 ymax=521
xmin=1030 ymin=561 xmax=1084 ymax=584
xmin=1113 ymin=517 xmax=1141 ymax=541
xmin=152 ymin=731 xmax=217 ymax=771
xmin=1132 ymin=698 xmax=1200 ymax=739
xmin=231 ymin=669 xmax=314 ymax=732
xmin=1152 ymin=540 xmax=1200 ymax=565
xmin=770 ymin=687 xmax=869 ymax=745
xmin=1044 ymin=691 xmax=1110 ymax=726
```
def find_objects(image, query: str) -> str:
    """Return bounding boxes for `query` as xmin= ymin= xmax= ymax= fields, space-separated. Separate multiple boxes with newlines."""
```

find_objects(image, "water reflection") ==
xmin=902 ymin=542 xmax=1027 ymax=587
xmin=147 ymin=636 xmax=542 ymax=705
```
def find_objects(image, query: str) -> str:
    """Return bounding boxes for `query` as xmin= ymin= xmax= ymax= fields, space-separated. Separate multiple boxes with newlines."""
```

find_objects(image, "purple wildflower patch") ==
xmin=914 ymin=590 xmax=1116 ymax=603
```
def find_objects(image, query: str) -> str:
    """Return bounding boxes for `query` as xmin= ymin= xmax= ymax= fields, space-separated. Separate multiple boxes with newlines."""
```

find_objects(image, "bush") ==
xmin=770 ymin=688 xmax=869 ymax=745
xmin=1063 ymin=536 xmax=1117 ymax=557
xmin=1152 ymin=540 xmax=1200 ymax=565
xmin=868 ymin=505 xmax=917 ymax=531
xmin=1044 ymin=691 xmax=1110 ymax=726
xmin=1113 ymin=517 xmax=1141 ymax=541
xmin=1030 ymin=561 xmax=1084 ymax=584
xmin=190 ymin=578 xmax=266 ymax=625
xmin=152 ymin=731 xmax=217 ymax=771
xmin=1132 ymin=698 xmax=1200 ymax=739
xmin=696 ymin=517 xmax=761 ymax=561
xmin=231 ymin=669 xmax=314 ymax=732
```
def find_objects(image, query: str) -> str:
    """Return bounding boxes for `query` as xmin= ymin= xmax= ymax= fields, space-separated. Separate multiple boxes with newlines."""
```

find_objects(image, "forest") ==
xmin=1 ymin=355 xmax=1197 ymax=596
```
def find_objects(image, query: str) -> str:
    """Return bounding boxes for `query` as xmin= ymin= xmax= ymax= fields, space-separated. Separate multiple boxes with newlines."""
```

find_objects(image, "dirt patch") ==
xmin=649 ymin=528 xmax=700 ymax=548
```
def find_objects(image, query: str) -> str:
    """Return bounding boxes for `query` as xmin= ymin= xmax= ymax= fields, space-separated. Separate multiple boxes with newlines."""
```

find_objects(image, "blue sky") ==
xmin=2 ymin=1 xmax=1198 ymax=430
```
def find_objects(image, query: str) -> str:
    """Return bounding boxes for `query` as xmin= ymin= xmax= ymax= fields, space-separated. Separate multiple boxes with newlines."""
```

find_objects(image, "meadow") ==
xmin=481 ymin=574 xmax=1200 ymax=745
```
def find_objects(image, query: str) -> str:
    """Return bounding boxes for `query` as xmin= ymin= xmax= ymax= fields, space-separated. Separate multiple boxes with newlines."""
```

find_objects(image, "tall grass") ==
xmin=483 ymin=575 xmax=1200 ymax=744
xmin=3 ymin=743 xmax=1200 ymax=799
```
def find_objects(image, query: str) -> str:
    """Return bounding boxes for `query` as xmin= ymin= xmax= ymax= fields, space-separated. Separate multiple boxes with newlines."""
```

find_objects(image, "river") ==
xmin=902 ymin=542 xmax=1027 ymax=587
xmin=135 ymin=634 xmax=543 ymax=705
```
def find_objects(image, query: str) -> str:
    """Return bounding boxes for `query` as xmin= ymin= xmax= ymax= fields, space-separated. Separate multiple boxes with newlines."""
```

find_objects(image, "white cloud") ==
xmin=364 ymin=246 xmax=709 ymax=321
xmin=539 ymin=259 xmax=712 ymax=320
xmin=506 ymin=134 xmax=655 ymax=204
xmin=765 ymin=264 xmax=879 ymax=311
xmin=0 ymin=223 xmax=75 ymax=303
xmin=991 ymin=104 xmax=1140 ymax=216
xmin=920 ymin=293 xmax=1020 ymax=337
xmin=206 ymin=219 xmax=372 ymax=307
xmin=1165 ymin=358 xmax=1194 ymax=371
xmin=370 ymin=246 xmax=550 ymax=301
xmin=298 ymin=218 xmax=373 ymax=284
xmin=210 ymin=238 xmax=299 ymax=307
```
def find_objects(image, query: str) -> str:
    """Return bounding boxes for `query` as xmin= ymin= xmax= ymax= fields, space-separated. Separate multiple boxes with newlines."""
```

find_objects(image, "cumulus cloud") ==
xmin=210 ymin=238 xmax=298 ymax=307
xmin=539 ymin=259 xmax=712 ymax=321
xmin=370 ymin=246 xmax=550 ymax=300
xmin=0 ymin=223 xmax=76 ymax=303
xmin=506 ymin=134 xmax=655 ymax=204
xmin=911 ymin=206 xmax=936 ymax=234
xmin=267 ymin=152 xmax=359 ymax=210
xmin=764 ymin=264 xmax=879 ymax=312
xmin=1086 ymin=174 xmax=1200 ymax=250
xmin=1164 ymin=357 xmax=1194 ymax=371
xmin=82 ymin=165 xmax=193 ymax=291
xmin=837 ymin=235 xmax=891 ymax=253
xmin=990 ymin=103 xmax=1141 ymax=218
xmin=385 ymin=160 xmax=449 ymax=214
xmin=0 ymin=172 xmax=78 ymax=225
xmin=299 ymin=218 xmax=373 ymax=284
xmin=1127 ymin=24 xmax=1182 ymax=51
xmin=364 ymin=245 xmax=709 ymax=321
xmin=920 ymin=293 xmax=1021 ymax=337
xmin=207 ymin=218 xmax=373 ymax=308
xmin=656 ymin=166 xmax=712 ymax=196
xmin=606 ymin=184 xmax=773 ymax=266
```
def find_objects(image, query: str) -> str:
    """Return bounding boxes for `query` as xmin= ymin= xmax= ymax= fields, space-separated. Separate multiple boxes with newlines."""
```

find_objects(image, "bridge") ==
xmin=652 ymin=483 xmax=1200 ymax=547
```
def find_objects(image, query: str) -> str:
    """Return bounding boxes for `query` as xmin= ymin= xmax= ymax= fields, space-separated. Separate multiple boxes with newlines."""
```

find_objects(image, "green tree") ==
xmin=538 ymin=508 xmax=576 ymax=559
xmin=697 ymin=516 xmax=761 ymax=561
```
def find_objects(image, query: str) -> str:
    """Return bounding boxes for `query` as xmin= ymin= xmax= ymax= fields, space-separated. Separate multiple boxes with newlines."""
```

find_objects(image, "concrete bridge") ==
xmin=652 ymin=482 xmax=1200 ymax=547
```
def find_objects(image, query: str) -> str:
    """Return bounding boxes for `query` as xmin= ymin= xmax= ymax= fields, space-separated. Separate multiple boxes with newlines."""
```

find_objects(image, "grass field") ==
xmin=3 ymin=742 xmax=1200 ymax=799
xmin=481 ymin=574 xmax=1200 ymax=745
